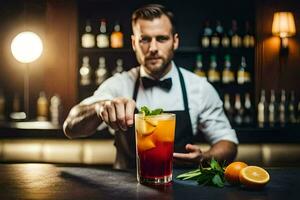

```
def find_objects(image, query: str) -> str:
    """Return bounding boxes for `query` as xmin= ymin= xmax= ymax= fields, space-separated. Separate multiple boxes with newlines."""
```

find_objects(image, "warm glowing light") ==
xmin=11 ymin=31 xmax=43 ymax=63
xmin=272 ymin=12 xmax=296 ymax=38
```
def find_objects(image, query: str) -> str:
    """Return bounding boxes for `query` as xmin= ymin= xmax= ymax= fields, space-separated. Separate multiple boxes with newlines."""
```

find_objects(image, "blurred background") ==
xmin=0 ymin=0 xmax=299 ymax=167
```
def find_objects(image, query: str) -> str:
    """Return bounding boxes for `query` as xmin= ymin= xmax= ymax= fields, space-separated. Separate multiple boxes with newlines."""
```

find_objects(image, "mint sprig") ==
xmin=176 ymin=158 xmax=226 ymax=188
xmin=140 ymin=106 xmax=163 ymax=116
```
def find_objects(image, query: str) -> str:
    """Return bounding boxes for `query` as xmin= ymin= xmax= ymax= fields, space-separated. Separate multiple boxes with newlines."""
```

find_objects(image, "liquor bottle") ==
xmin=112 ymin=58 xmax=124 ymax=75
xmin=37 ymin=91 xmax=49 ymax=121
xmin=221 ymin=24 xmax=230 ymax=48
xmin=237 ymin=56 xmax=251 ymax=85
xmin=268 ymin=90 xmax=277 ymax=127
xmin=288 ymin=91 xmax=297 ymax=123
xmin=110 ymin=21 xmax=124 ymax=48
xmin=79 ymin=56 xmax=92 ymax=86
xmin=279 ymin=90 xmax=287 ymax=127
xmin=229 ymin=20 xmax=242 ymax=48
xmin=50 ymin=94 xmax=62 ymax=126
xmin=224 ymin=93 xmax=234 ymax=123
xmin=257 ymin=89 xmax=267 ymax=127
xmin=222 ymin=54 xmax=235 ymax=84
xmin=201 ymin=21 xmax=212 ymax=48
xmin=194 ymin=54 xmax=206 ymax=77
xmin=81 ymin=20 xmax=95 ymax=48
xmin=96 ymin=19 xmax=109 ymax=48
xmin=95 ymin=57 xmax=108 ymax=85
xmin=208 ymin=55 xmax=220 ymax=83
xmin=243 ymin=21 xmax=255 ymax=48
xmin=233 ymin=94 xmax=243 ymax=126
xmin=0 ymin=90 xmax=5 ymax=120
xmin=243 ymin=93 xmax=253 ymax=125
xmin=211 ymin=20 xmax=223 ymax=48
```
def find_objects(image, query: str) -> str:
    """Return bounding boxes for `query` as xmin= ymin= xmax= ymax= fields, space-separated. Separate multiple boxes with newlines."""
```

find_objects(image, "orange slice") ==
xmin=136 ymin=117 xmax=158 ymax=135
xmin=239 ymin=166 xmax=270 ymax=189
xmin=137 ymin=134 xmax=156 ymax=152
xmin=153 ymin=119 xmax=175 ymax=142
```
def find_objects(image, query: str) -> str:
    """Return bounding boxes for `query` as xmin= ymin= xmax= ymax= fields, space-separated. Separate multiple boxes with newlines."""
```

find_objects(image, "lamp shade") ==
xmin=272 ymin=12 xmax=296 ymax=38
xmin=11 ymin=31 xmax=43 ymax=63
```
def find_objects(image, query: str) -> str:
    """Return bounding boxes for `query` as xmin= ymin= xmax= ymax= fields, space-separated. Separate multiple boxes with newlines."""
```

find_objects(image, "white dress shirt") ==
xmin=82 ymin=62 xmax=238 ymax=145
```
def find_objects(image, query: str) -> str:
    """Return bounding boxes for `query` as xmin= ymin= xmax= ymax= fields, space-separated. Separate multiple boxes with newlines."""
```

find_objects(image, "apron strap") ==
xmin=176 ymin=67 xmax=189 ymax=112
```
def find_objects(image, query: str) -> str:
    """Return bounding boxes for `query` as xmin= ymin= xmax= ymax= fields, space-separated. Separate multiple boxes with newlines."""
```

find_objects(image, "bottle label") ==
xmin=231 ymin=35 xmax=242 ymax=48
xmin=97 ymin=34 xmax=109 ymax=48
xmin=222 ymin=70 xmax=234 ymax=83
xmin=82 ymin=34 xmax=95 ymax=48
xmin=211 ymin=36 xmax=220 ymax=48
xmin=201 ymin=36 xmax=210 ymax=48
xmin=238 ymin=71 xmax=251 ymax=84
xmin=111 ymin=33 xmax=124 ymax=48
xmin=222 ymin=37 xmax=230 ymax=48
xmin=208 ymin=70 xmax=220 ymax=82
xmin=243 ymin=35 xmax=250 ymax=48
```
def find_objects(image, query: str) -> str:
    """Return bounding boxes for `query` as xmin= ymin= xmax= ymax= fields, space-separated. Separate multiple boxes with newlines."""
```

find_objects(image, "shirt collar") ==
xmin=140 ymin=61 xmax=177 ymax=81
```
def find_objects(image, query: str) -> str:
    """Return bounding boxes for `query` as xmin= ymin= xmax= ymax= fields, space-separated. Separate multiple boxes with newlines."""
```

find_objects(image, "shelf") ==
xmin=79 ymin=48 xmax=133 ymax=53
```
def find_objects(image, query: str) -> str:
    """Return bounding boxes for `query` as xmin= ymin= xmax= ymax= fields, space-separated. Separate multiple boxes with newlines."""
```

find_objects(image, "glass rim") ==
xmin=135 ymin=113 xmax=175 ymax=119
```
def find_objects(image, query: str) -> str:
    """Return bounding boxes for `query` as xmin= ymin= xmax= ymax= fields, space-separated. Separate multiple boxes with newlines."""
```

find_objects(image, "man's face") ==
xmin=131 ymin=15 xmax=179 ymax=79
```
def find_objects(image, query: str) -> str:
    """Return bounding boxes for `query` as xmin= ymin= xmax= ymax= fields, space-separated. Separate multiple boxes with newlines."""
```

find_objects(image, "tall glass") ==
xmin=135 ymin=113 xmax=176 ymax=184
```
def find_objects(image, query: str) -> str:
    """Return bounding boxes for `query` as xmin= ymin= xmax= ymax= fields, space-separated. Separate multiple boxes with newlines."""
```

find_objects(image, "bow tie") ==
xmin=141 ymin=77 xmax=173 ymax=91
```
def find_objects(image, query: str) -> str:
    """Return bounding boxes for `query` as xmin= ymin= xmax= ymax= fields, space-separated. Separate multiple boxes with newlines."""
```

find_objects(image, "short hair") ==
xmin=131 ymin=4 xmax=176 ymax=34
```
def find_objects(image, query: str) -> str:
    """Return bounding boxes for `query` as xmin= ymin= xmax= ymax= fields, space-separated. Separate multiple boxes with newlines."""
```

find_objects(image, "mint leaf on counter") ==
xmin=176 ymin=158 xmax=226 ymax=188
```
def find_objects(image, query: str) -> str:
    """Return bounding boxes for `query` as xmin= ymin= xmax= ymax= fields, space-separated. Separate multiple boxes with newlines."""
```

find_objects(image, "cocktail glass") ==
xmin=135 ymin=113 xmax=176 ymax=184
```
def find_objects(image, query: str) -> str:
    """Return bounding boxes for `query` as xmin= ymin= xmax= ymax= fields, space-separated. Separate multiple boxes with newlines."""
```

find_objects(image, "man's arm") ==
xmin=63 ymin=103 xmax=103 ymax=139
xmin=63 ymin=97 xmax=136 ymax=139
xmin=173 ymin=140 xmax=238 ymax=165
xmin=201 ymin=140 xmax=237 ymax=163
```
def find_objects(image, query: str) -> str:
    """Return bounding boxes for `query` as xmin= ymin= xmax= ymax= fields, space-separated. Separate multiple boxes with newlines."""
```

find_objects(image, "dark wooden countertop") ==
xmin=0 ymin=163 xmax=299 ymax=200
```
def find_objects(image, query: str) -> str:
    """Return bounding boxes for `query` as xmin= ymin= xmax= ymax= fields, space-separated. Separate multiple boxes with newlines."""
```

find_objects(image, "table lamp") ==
xmin=11 ymin=31 xmax=43 ymax=120
xmin=272 ymin=12 xmax=296 ymax=49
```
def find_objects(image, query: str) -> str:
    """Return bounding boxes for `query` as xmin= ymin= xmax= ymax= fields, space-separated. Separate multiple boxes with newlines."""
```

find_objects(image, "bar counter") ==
xmin=0 ymin=163 xmax=299 ymax=200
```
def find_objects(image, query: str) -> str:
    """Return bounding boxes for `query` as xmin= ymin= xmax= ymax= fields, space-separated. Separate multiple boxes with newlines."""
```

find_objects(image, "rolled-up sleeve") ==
xmin=81 ymin=76 xmax=120 ymax=105
xmin=198 ymin=82 xmax=239 ymax=145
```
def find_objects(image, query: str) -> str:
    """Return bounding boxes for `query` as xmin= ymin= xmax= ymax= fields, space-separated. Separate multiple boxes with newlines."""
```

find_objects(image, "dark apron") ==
xmin=113 ymin=66 xmax=194 ymax=169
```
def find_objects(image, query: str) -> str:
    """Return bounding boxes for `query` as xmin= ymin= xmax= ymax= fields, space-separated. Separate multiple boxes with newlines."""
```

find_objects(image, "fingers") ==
xmin=114 ymin=99 xmax=127 ymax=131
xmin=185 ymin=144 xmax=202 ymax=153
xmin=173 ymin=144 xmax=203 ymax=164
xmin=125 ymin=99 xmax=136 ymax=126
xmin=173 ymin=152 xmax=194 ymax=160
xmin=97 ymin=98 xmax=136 ymax=131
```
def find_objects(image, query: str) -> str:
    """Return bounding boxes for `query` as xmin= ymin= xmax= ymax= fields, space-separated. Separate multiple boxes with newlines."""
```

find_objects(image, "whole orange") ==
xmin=224 ymin=161 xmax=248 ymax=184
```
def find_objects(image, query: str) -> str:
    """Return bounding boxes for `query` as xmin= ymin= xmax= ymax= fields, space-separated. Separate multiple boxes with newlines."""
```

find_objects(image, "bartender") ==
xmin=63 ymin=4 xmax=238 ymax=169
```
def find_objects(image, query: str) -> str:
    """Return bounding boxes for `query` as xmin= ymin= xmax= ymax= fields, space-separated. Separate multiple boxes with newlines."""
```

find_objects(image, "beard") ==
xmin=137 ymin=50 xmax=174 ymax=79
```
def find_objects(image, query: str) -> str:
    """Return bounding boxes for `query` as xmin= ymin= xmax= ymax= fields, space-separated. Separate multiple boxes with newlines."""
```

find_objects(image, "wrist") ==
xmin=199 ymin=151 xmax=212 ymax=167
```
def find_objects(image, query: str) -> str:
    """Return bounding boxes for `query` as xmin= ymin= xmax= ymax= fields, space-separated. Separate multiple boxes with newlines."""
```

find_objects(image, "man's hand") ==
xmin=173 ymin=144 xmax=203 ymax=165
xmin=96 ymin=97 xmax=136 ymax=131
xmin=173 ymin=141 xmax=238 ymax=166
